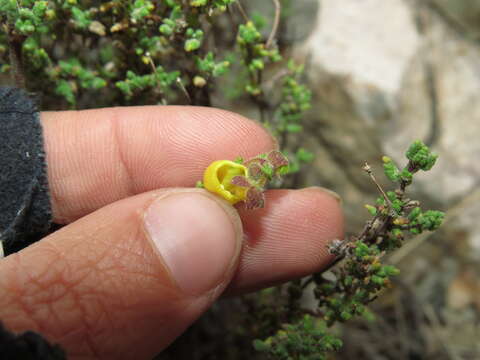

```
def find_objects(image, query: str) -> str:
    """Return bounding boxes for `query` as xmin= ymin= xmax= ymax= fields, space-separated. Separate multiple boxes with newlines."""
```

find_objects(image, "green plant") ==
xmin=0 ymin=0 xmax=312 ymax=172
xmin=253 ymin=140 xmax=444 ymax=359
xmin=253 ymin=315 xmax=342 ymax=360
xmin=0 ymin=2 xmax=444 ymax=359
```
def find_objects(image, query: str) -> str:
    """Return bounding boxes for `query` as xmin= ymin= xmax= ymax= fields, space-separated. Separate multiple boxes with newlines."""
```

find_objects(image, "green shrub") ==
xmin=0 ymin=1 xmax=444 ymax=359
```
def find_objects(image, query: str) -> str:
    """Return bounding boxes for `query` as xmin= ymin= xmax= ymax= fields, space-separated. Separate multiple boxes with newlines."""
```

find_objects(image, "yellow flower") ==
xmin=203 ymin=160 xmax=248 ymax=205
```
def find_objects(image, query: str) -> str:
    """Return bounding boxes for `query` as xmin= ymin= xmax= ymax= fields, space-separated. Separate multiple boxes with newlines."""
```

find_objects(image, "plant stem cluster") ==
xmin=0 ymin=0 xmax=314 ymax=177
xmin=0 ymin=2 xmax=445 ymax=359
xmin=254 ymin=140 xmax=445 ymax=359
xmin=0 ymin=0 xmax=236 ymax=106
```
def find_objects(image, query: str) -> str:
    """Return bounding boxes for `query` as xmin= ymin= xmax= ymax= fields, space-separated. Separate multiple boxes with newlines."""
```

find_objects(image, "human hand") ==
xmin=0 ymin=106 xmax=343 ymax=359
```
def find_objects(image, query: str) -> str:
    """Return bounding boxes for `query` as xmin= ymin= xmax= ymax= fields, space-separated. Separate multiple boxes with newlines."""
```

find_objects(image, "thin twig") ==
xmin=147 ymin=54 xmax=191 ymax=104
xmin=145 ymin=54 xmax=157 ymax=73
xmin=176 ymin=77 xmax=192 ymax=104
xmin=264 ymin=68 xmax=289 ymax=93
xmin=235 ymin=0 xmax=249 ymax=22
xmin=358 ymin=215 xmax=379 ymax=241
xmin=326 ymin=163 xmax=395 ymax=262
xmin=363 ymin=162 xmax=394 ymax=211
xmin=301 ymin=276 xmax=314 ymax=290
xmin=266 ymin=0 xmax=281 ymax=49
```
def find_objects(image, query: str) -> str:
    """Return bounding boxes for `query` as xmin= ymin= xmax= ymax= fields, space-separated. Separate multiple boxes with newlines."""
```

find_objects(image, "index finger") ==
xmin=41 ymin=106 xmax=276 ymax=223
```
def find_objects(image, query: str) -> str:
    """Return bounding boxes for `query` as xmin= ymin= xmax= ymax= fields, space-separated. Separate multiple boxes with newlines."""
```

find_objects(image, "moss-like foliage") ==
xmin=253 ymin=315 xmax=342 ymax=360
xmin=0 ymin=0 xmax=313 ymax=175
xmin=253 ymin=140 xmax=444 ymax=359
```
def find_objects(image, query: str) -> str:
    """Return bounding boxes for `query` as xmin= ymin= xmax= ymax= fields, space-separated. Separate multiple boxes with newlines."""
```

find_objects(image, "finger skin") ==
xmin=0 ymin=188 xmax=342 ymax=359
xmin=229 ymin=187 xmax=344 ymax=294
xmin=42 ymin=106 xmax=275 ymax=223
xmin=0 ymin=107 xmax=344 ymax=358
xmin=0 ymin=189 xmax=242 ymax=360
xmin=41 ymin=106 xmax=343 ymax=290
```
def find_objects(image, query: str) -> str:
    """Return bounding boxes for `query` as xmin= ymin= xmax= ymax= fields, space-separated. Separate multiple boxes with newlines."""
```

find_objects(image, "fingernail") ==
xmin=302 ymin=186 xmax=342 ymax=204
xmin=144 ymin=192 xmax=240 ymax=295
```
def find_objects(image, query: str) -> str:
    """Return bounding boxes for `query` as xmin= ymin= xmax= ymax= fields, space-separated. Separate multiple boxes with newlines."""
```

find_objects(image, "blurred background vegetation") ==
xmin=1 ymin=0 xmax=479 ymax=359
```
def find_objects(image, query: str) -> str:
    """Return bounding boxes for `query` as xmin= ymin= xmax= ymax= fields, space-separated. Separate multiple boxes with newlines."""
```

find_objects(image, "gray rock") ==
xmin=302 ymin=0 xmax=420 ymax=96
xmin=296 ymin=0 xmax=420 ymax=227
xmin=297 ymin=0 xmax=480 ymax=255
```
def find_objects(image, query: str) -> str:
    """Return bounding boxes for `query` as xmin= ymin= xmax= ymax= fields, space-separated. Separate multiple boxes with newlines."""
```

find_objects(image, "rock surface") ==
xmin=303 ymin=0 xmax=420 ymax=96
xmin=297 ymin=0 xmax=480 ymax=254
xmin=295 ymin=2 xmax=479 ymax=352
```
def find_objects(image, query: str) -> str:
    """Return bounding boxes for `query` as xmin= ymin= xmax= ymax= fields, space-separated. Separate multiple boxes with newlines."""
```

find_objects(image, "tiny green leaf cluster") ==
xmin=254 ymin=140 xmax=444 ymax=359
xmin=266 ymin=60 xmax=314 ymax=176
xmin=406 ymin=140 xmax=439 ymax=171
xmin=0 ymin=0 xmax=238 ymax=106
xmin=382 ymin=140 xmax=438 ymax=186
xmin=1 ymin=0 xmax=53 ymax=35
xmin=184 ymin=28 xmax=204 ymax=52
xmin=253 ymin=315 xmax=342 ymax=360
xmin=50 ymin=59 xmax=107 ymax=104
xmin=130 ymin=0 xmax=155 ymax=23
xmin=1 ymin=0 xmax=314 ymax=181
xmin=284 ymin=148 xmax=315 ymax=175
xmin=116 ymin=67 xmax=180 ymax=100
xmin=315 ymin=241 xmax=400 ymax=326
xmin=278 ymin=61 xmax=312 ymax=134
xmin=237 ymin=21 xmax=282 ymax=96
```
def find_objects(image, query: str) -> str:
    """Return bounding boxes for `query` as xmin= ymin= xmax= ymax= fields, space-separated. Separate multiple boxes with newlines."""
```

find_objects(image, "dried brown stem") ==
xmin=363 ymin=162 xmax=394 ymax=213
xmin=235 ymin=0 xmax=249 ymax=22
xmin=176 ymin=77 xmax=192 ymax=104
xmin=266 ymin=0 xmax=281 ymax=49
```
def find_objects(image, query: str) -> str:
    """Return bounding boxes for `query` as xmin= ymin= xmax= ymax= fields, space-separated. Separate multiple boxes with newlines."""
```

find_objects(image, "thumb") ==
xmin=0 ymin=189 xmax=243 ymax=360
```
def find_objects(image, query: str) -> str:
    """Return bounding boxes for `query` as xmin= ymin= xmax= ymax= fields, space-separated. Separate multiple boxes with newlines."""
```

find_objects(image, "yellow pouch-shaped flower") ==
xmin=203 ymin=160 xmax=248 ymax=205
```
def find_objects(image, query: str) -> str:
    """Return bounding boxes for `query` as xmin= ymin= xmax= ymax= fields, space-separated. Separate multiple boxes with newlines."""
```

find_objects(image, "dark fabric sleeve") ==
xmin=0 ymin=88 xmax=67 ymax=358
xmin=0 ymin=322 xmax=66 ymax=360
xmin=0 ymin=87 xmax=53 ymax=256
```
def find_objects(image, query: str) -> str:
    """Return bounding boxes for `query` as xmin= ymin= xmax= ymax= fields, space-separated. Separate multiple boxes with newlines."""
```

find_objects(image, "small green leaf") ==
xmin=383 ymin=156 xmax=400 ymax=182
xmin=190 ymin=0 xmax=207 ymax=6
xmin=261 ymin=164 xmax=274 ymax=178
xmin=252 ymin=339 xmax=270 ymax=352
xmin=159 ymin=24 xmax=173 ymax=35
xmin=408 ymin=207 xmax=421 ymax=220
xmin=371 ymin=275 xmax=385 ymax=285
xmin=185 ymin=38 xmax=201 ymax=52
xmin=340 ymin=311 xmax=352 ymax=321
xmin=365 ymin=204 xmax=377 ymax=216
xmin=400 ymin=168 xmax=413 ymax=184
xmin=286 ymin=124 xmax=303 ymax=133
xmin=296 ymin=148 xmax=314 ymax=163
